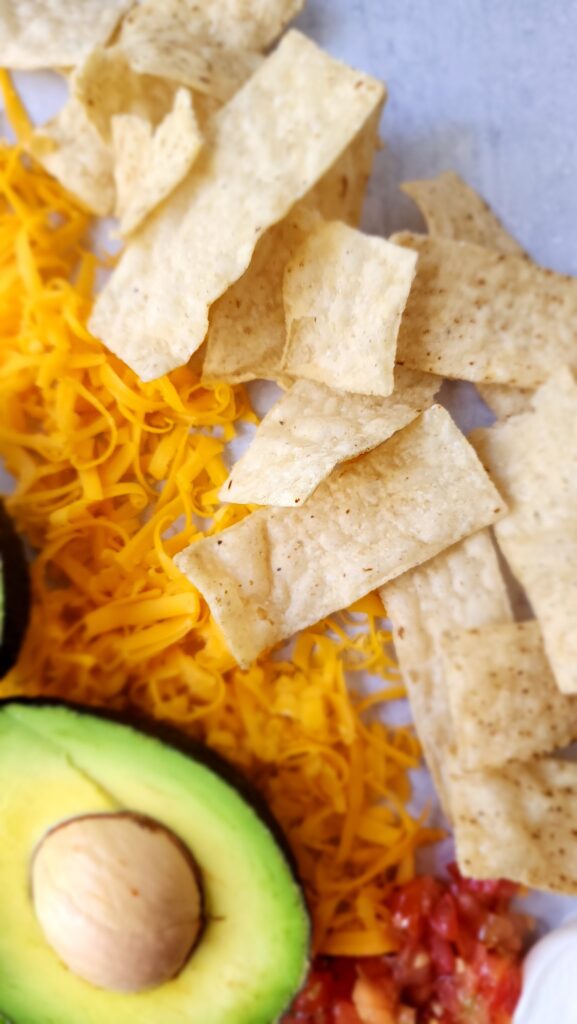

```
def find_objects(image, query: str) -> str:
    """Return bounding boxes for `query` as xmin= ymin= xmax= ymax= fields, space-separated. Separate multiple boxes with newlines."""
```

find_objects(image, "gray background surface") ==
xmin=296 ymin=0 xmax=577 ymax=273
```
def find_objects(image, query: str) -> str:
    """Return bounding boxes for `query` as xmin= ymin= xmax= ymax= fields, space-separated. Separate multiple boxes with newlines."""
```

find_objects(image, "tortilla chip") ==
xmin=402 ymin=173 xmax=530 ymax=415
xmin=281 ymin=223 xmax=417 ymax=397
xmin=202 ymin=110 xmax=383 ymax=385
xmin=380 ymin=530 xmax=512 ymax=815
xmin=307 ymin=105 xmax=383 ymax=226
xmin=73 ymin=46 xmax=177 ymax=143
xmin=175 ymin=405 xmax=506 ymax=667
xmin=393 ymin=232 xmax=577 ymax=388
xmin=401 ymin=171 xmax=525 ymax=255
xmin=190 ymin=93 xmax=222 ymax=133
xmin=118 ymin=0 xmax=262 ymax=102
xmin=441 ymin=621 xmax=577 ymax=771
xmin=118 ymin=0 xmax=304 ymax=101
xmin=472 ymin=367 xmax=577 ymax=694
xmin=26 ymin=44 xmax=184 ymax=218
xmin=202 ymin=206 xmax=319 ymax=385
xmin=27 ymin=98 xmax=115 ymax=216
xmin=89 ymin=31 xmax=385 ymax=382
xmin=477 ymin=384 xmax=533 ymax=420
xmin=183 ymin=0 xmax=306 ymax=51
xmin=220 ymin=369 xmax=440 ymax=507
xmin=451 ymin=757 xmax=577 ymax=893
xmin=0 ymin=0 xmax=132 ymax=70
xmin=113 ymin=90 xmax=203 ymax=236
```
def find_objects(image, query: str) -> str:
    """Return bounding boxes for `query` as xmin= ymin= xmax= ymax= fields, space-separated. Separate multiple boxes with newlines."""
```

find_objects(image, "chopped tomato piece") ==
xmin=333 ymin=1000 xmax=364 ymax=1024
xmin=353 ymin=973 xmax=399 ymax=1022
xmin=284 ymin=864 xmax=531 ymax=1024
xmin=431 ymin=892 xmax=460 ymax=943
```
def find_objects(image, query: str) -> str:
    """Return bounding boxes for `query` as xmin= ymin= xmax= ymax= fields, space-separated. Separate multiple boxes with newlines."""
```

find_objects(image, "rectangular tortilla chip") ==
xmin=282 ymin=222 xmax=417 ymax=397
xmin=401 ymin=171 xmax=526 ymax=256
xmin=89 ymin=31 xmax=385 ymax=382
xmin=394 ymin=232 xmax=577 ymax=388
xmin=472 ymin=367 xmax=577 ymax=694
xmin=451 ymin=757 xmax=577 ymax=894
xmin=380 ymin=530 xmax=512 ymax=815
xmin=0 ymin=0 xmax=132 ymax=70
xmin=175 ymin=405 xmax=506 ymax=667
xmin=202 ymin=108 xmax=383 ymax=385
xmin=441 ymin=620 xmax=577 ymax=771
xmin=220 ymin=369 xmax=440 ymax=507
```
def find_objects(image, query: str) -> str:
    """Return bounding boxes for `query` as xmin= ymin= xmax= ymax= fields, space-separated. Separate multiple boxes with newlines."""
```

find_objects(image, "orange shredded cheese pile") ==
xmin=0 ymin=125 xmax=441 ymax=954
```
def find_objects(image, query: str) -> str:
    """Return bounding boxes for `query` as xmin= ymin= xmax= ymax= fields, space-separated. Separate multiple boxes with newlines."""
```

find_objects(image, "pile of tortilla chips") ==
xmin=4 ymin=0 xmax=577 ymax=898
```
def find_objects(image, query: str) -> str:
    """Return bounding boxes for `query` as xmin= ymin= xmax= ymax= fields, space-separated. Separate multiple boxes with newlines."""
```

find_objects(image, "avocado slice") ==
xmin=0 ymin=700 xmax=310 ymax=1024
xmin=0 ymin=501 xmax=30 ymax=678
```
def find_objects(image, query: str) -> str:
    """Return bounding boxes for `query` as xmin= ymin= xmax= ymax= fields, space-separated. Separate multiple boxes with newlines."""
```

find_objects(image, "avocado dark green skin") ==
xmin=0 ymin=697 xmax=305 ymax=889
xmin=0 ymin=503 xmax=31 ymax=679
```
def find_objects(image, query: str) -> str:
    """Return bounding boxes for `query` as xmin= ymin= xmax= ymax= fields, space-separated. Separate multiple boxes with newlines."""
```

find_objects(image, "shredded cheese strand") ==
xmin=0 ymin=118 xmax=440 ymax=954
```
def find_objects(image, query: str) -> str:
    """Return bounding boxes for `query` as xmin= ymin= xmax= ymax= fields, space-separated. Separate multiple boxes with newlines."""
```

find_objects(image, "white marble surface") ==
xmin=2 ymin=0 xmax=577 ymax=937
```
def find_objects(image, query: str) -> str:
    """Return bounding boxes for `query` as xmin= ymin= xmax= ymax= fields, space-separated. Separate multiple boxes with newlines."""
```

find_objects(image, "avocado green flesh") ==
xmin=0 ymin=703 xmax=310 ymax=1024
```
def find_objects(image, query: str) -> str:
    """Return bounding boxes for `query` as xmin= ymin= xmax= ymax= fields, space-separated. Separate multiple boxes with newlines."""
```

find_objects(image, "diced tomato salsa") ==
xmin=285 ymin=865 xmax=532 ymax=1024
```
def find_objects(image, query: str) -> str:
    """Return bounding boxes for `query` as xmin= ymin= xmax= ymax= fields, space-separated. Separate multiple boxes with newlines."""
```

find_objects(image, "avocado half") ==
xmin=0 ymin=700 xmax=310 ymax=1024
xmin=0 ymin=501 xmax=30 ymax=678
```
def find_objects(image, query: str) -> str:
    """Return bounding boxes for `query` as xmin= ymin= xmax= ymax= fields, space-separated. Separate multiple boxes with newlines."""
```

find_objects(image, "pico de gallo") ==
xmin=285 ymin=865 xmax=532 ymax=1024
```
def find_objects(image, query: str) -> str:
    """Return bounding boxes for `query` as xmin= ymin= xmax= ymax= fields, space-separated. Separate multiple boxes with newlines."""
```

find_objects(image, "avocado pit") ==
xmin=31 ymin=811 xmax=204 ymax=994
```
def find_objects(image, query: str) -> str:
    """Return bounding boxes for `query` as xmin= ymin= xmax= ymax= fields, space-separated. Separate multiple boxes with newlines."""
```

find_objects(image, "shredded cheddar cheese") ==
xmin=0 ymin=113 xmax=441 ymax=954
